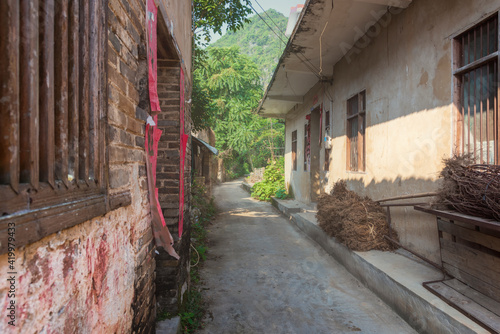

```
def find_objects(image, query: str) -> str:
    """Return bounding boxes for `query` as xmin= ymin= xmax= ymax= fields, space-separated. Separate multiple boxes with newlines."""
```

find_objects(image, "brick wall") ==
xmin=157 ymin=60 xmax=182 ymax=234
xmin=155 ymin=57 xmax=193 ymax=313
xmin=0 ymin=0 xmax=156 ymax=331
xmin=108 ymin=0 xmax=158 ymax=332
xmin=0 ymin=0 xmax=192 ymax=332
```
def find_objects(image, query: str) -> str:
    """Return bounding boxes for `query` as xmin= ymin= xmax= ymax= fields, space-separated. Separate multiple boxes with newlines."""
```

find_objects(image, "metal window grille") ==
xmin=346 ymin=91 xmax=366 ymax=171
xmin=455 ymin=14 xmax=499 ymax=164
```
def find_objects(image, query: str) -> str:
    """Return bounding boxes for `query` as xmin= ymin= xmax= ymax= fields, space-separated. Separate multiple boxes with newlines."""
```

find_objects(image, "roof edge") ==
xmin=256 ymin=0 xmax=313 ymax=115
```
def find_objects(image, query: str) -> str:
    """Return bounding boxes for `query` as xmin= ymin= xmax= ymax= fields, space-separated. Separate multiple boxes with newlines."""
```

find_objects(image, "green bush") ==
xmin=275 ymin=188 xmax=288 ymax=200
xmin=251 ymin=157 xmax=289 ymax=201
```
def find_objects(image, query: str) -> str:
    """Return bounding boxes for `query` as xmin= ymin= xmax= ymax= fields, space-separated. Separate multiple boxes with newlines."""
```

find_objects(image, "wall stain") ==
xmin=418 ymin=70 xmax=428 ymax=86
xmin=27 ymin=254 xmax=42 ymax=284
xmin=91 ymin=234 xmax=109 ymax=305
xmin=433 ymin=54 xmax=451 ymax=101
xmin=62 ymin=242 xmax=78 ymax=279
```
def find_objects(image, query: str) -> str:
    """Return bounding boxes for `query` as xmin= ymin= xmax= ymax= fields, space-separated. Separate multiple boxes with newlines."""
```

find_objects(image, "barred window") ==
xmin=454 ymin=14 xmax=499 ymax=164
xmin=347 ymin=91 xmax=366 ymax=171
xmin=292 ymin=130 xmax=297 ymax=171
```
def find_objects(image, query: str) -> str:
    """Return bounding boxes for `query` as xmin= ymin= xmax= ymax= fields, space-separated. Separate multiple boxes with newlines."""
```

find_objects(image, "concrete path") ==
xmin=198 ymin=180 xmax=417 ymax=334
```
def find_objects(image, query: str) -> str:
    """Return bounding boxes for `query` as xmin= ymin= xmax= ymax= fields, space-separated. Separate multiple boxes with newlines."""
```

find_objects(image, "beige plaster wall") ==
xmin=285 ymin=0 xmax=500 ymax=263
xmin=285 ymin=82 xmax=325 ymax=203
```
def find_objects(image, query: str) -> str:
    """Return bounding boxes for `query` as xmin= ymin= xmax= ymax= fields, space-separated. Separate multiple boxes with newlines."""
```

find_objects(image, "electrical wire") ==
xmin=286 ymin=71 xmax=299 ymax=97
xmin=191 ymin=243 xmax=200 ymax=267
xmin=319 ymin=0 xmax=334 ymax=77
xmin=248 ymin=2 xmax=322 ymax=79
xmin=319 ymin=21 xmax=329 ymax=76
xmin=254 ymin=0 xmax=286 ymax=39
xmin=248 ymin=3 xmax=288 ymax=45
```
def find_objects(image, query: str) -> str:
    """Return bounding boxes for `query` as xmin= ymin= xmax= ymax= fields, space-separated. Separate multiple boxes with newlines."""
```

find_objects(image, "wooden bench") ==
xmin=415 ymin=206 xmax=500 ymax=333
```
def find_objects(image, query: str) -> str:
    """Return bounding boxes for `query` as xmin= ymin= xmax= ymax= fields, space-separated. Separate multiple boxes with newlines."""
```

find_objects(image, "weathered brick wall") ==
xmin=155 ymin=56 xmax=193 ymax=314
xmin=108 ymin=0 xmax=158 ymax=332
xmin=157 ymin=60 xmax=182 ymax=235
xmin=0 ymin=0 xmax=158 ymax=333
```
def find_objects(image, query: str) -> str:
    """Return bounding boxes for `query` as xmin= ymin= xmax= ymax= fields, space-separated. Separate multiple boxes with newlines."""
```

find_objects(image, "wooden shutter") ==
xmin=0 ymin=0 xmax=109 ymax=254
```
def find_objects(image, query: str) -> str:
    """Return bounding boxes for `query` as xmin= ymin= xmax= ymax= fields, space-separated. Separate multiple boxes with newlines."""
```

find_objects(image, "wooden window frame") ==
xmin=324 ymin=147 xmax=331 ymax=171
xmin=292 ymin=130 xmax=297 ymax=171
xmin=346 ymin=91 xmax=366 ymax=172
xmin=454 ymin=13 xmax=499 ymax=165
xmin=0 ymin=0 xmax=129 ymax=254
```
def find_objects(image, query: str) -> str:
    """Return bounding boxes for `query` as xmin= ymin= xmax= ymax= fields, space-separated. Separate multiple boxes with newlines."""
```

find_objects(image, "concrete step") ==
xmin=271 ymin=197 xmax=303 ymax=216
xmin=241 ymin=182 xmax=252 ymax=193
xmin=273 ymin=199 xmax=488 ymax=334
xmin=156 ymin=316 xmax=181 ymax=334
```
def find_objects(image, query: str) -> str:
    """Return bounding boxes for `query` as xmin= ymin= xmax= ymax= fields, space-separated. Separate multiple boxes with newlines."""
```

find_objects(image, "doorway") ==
xmin=309 ymin=107 xmax=321 ymax=202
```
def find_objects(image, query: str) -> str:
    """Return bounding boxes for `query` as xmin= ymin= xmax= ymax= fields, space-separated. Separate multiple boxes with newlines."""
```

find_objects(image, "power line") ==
xmin=254 ymin=0 xmax=286 ymax=39
xmin=248 ymin=3 xmax=287 ymax=45
xmin=248 ymin=2 xmax=321 ymax=79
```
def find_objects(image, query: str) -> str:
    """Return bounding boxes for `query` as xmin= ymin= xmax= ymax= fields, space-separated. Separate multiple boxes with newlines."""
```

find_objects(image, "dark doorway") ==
xmin=309 ymin=107 xmax=321 ymax=201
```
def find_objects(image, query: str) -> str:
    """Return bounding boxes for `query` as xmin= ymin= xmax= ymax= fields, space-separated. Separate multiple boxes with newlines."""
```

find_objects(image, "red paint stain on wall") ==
xmin=39 ymin=254 xmax=52 ymax=286
xmin=62 ymin=242 xmax=78 ymax=279
xmin=27 ymin=253 xmax=42 ymax=284
xmin=26 ymin=252 xmax=53 ymax=286
xmin=90 ymin=234 xmax=109 ymax=305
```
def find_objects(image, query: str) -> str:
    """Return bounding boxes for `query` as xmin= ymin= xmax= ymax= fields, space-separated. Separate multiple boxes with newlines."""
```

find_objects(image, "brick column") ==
xmin=155 ymin=58 xmax=192 ymax=314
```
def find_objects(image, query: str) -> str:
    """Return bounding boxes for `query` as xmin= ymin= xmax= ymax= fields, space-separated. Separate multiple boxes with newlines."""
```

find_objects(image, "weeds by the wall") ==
xmin=180 ymin=178 xmax=216 ymax=333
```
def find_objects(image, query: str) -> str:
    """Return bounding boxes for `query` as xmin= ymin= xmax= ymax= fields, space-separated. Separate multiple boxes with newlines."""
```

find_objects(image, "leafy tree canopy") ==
xmin=193 ymin=0 xmax=252 ymax=43
xmin=191 ymin=4 xmax=286 ymax=177
xmin=211 ymin=9 xmax=288 ymax=85
xmin=193 ymin=46 xmax=261 ymax=151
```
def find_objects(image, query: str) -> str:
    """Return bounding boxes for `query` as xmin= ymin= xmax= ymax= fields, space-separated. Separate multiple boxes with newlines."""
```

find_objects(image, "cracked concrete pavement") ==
xmin=197 ymin=180 xmax=417 ymax=334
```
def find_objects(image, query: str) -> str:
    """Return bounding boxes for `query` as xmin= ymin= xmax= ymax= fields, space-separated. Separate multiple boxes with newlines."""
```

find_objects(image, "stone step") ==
xmin=272 ymin=196 xmax=489 ymax=334
xmin=241 ymin=182 xmax=252 ymax=193
xmin=156 ymin=316 xmax=181 ymax=334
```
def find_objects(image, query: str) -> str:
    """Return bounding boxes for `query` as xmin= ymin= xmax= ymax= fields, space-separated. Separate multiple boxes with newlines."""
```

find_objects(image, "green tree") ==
xmin=193 ymin=0 xmax=252 ymax=44
xmin=212 ymin=9 xmax=288 ymax=85
xmin=191 ymin=4 xmax=286 ymax=177
xmin=195 ymin=47 xmax=261 ymax=151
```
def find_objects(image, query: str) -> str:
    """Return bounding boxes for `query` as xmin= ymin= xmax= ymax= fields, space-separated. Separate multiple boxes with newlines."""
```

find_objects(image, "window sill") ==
xmin=0 ymin=191 xmax=131 ymax=254
xmin=346 ymin=170 xmax=367 ymax=175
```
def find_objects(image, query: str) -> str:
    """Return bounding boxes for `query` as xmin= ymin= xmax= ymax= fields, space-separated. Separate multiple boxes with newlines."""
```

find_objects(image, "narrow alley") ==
xmin=1 ymin=0 xmax=499 ymax=332
xmin=197 ymin=180 xmax=417 ymax=334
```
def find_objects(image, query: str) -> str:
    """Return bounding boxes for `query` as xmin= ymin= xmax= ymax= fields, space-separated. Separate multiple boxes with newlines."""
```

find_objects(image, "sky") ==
xmin=209 ymin=0 xmax=306 ymax=43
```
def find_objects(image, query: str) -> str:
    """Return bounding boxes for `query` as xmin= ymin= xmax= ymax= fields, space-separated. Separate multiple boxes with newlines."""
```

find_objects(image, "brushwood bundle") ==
xmin=316 ymin=181 xmax=397 ymax=252
xmin=436 ymin=155 xmax=500 ymax=221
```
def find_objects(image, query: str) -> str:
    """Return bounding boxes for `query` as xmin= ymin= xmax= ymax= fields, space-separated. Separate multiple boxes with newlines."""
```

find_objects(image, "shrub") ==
xmin=251 ymin=157 xmax=289 ymax=201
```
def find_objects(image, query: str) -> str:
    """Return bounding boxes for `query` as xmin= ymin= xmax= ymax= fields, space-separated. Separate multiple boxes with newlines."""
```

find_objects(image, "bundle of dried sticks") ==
xmin=437 ymin=155 xmax=500 ymax=221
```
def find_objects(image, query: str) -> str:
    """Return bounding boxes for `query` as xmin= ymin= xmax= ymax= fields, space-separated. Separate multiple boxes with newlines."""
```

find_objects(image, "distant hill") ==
xmin=211 ymin=9 xmax=288 ymax=87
